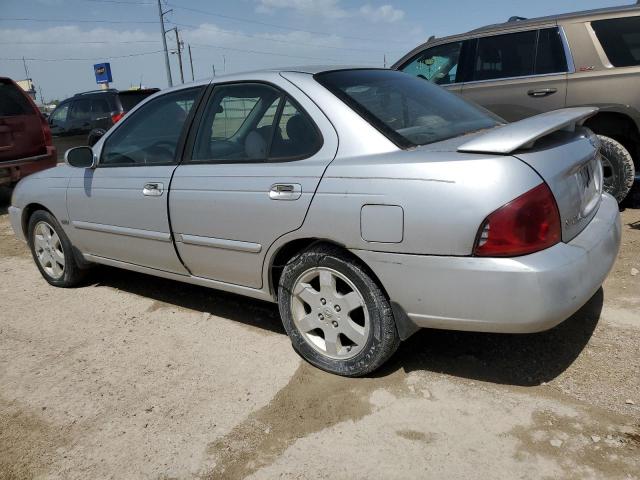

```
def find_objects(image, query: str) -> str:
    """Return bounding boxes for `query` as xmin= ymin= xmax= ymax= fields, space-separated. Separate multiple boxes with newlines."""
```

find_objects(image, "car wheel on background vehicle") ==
xmin=278 ymin=244 xmax=400 ymax=377
xmin=28 ymin=210 xmax=86 ymax=287
xmin=597 ymin=135 xmax=635 ymax=203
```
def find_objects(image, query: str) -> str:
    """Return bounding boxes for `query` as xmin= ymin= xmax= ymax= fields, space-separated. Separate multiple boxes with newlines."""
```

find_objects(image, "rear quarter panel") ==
xmin=284 ymin=149 xmax=543 ymax=256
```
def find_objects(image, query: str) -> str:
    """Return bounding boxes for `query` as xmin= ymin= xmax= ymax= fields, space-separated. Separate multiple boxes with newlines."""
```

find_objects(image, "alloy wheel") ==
xmin=290 ymin=267 xmax=370 ymax=360
xmin=33 ymin=221 xmax=65 ymax=279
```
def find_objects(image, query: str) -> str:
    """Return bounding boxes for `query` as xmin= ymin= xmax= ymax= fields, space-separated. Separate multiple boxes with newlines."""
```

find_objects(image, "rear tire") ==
xmin=598 ymin=135 xmax=635 ymax=203
xmin=278 ymin=244 xmax=400 ymax=377
xmin=28 ymin=210 xmax=86 ymax=287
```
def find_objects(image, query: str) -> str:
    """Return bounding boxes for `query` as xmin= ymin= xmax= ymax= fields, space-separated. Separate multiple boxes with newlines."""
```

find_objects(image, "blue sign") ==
xmin=94 ymin=62 xmax=113 ymax=84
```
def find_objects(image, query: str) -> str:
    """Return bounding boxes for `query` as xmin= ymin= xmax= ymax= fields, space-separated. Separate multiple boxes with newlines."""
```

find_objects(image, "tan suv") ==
xmin=393 ymin=4 xmax=640 ymax=202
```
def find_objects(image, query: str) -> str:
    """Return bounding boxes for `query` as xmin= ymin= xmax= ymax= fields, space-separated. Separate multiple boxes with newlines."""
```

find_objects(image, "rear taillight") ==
xmin=111 ymin=112 xmax=125 ymax=123
xmin=473 ymin=183 xmax=561 ymax=257
xmin=40 ymin=114 xmax=53 ymax=146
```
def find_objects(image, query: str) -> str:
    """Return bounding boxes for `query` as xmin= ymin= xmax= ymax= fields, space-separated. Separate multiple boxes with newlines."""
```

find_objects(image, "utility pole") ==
xmin=223 ymin=54 xmax=226 ymax=73
xmin=383 ymin=54 xmax=386 ymax=68
xmin=212 ymin=64 xmax=216 ymax=78
xmin=171 ymin=27 xmax=185 ymax=84
xmin=157 ymin=0 xmax=173 ymax=87
xmin=188 ymin=44 xmax=194 ymax=81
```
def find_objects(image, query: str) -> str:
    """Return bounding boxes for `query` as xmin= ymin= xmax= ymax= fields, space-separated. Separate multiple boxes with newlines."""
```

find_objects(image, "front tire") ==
xmin=598 ymin=135 xmax=635 ymax=203
xmin=28 ymin=210 xmax=86 ymax=287
xmin=278 ymin=245 xmax=399 ymax=377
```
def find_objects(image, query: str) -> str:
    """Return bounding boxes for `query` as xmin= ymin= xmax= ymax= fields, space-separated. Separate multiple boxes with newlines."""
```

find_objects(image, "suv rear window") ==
xmin=592 ymin=16 xmax=640 ymax=67
xmin=118 ymin=90 xmax=159 ymax=111
xmin=315 ymin=69 xmax=498 ymax=149
xmin=0 ymin=80 xmax=35 ymax=117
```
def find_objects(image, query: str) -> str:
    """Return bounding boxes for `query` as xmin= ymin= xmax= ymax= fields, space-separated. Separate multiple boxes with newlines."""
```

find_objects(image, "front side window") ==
xmin=471 ymin=30 xmax=537 ymax=81
xmin=100 ymin=87 xmax=202 ymax=166
xmin=50 ymin=103 xmax=69 ymax=123
xmin=592 ymin=16 xmax=640 ymax=67
xmin=192 ymin=83 xmax=321 ymax=163
xmin=399 ymin=42 xmax=463 ymax=85
xmin=316 ymin=69 xmax=499 ymax=149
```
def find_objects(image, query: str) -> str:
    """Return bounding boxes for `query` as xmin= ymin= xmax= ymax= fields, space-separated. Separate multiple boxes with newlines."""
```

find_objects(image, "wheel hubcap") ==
xmin=290 ymin=267 xmax=370 ymax=360
xmin=33 ymin=221 xmax=65 ymax=279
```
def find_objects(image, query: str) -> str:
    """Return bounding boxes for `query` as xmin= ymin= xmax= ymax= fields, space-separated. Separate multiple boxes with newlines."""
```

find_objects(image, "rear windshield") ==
xmin=592 ymin=16 xmax=640 ymax=67
xmin=315 ymin=69 xmax=498 ymax=148
xmin=117 ymin=90 xmax=158 ymax=111
xmin=0 ymin=80 xmax=35 ymax=117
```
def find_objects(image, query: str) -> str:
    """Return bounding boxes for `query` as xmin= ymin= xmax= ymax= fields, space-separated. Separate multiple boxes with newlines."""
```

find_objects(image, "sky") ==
xmin=0 ymin=0 xmax=635 ymax=102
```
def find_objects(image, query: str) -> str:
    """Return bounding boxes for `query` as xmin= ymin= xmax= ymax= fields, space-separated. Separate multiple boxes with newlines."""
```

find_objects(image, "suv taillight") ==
xmin=473 ymin=183 xmax=561 ymax=257
xmin=111 ymin=112 xmax=125 ymax=123
xmin=40 ymin=114 xmax=53 ymax=146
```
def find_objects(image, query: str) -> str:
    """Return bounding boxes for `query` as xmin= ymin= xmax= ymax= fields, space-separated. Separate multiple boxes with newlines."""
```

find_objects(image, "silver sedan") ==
xmin=9 ymin=67 xmax=621 ymax=376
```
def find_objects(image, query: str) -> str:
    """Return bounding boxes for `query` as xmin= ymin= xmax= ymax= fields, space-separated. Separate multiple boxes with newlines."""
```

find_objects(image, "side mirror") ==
xmin=65 ymin=146 xmax=96 ymax=169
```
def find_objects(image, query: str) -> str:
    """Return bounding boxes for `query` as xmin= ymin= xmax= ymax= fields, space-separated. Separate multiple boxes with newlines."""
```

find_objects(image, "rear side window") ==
xmin=192 ymin=83 xmax=321 ymax=163
xmin=592 ymin=16 xmax=640 ymax=67
xmin=91 ymin=98 xmax=110 ymax=115
xmin=472 ymin=30 xmax=537 ymax=80
xmin=535 ymin=28 xmax=568 ymax=74
xmin=118 ymin=91 xmax=158 ymax=111
xmin=316 ymin=69 xmax=498 ymax=149
xmin=0 ymin=80 xmax=35 ymax=117
xmin=70 ymin=99 xmax=92 ymax=121
xmin=399 ymin=41 xmax=463 ymax=85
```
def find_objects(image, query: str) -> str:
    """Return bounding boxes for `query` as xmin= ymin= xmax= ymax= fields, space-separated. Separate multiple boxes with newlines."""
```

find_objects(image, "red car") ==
xmin=0 ymin=77 xmax=56 ymax=186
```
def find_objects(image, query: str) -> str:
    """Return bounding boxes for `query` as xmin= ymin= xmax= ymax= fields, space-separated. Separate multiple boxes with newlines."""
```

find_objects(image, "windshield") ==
xmin=315 ymin=69 xmax=499 ymax=148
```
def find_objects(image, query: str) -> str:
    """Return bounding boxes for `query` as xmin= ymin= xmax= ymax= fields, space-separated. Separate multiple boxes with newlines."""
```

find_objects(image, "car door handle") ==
xmin=527 ymin=88 xmax=557 ymax=98
xmin=143 ymin=182 xmax=164 ymax=196
xmin=269 ymin=183 xmax=302 ymax=200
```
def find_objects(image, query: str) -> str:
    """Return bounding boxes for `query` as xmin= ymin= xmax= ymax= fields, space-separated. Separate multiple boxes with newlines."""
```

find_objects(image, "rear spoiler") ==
xmin=458 ymin=107 xmax=598 ymax=154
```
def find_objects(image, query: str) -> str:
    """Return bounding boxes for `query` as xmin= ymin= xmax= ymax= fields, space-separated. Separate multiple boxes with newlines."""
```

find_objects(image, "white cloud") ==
xmin=255 ymin=0 xmax=405 ymax=23
xmin=256 ymin=0 xmax=347 ymax=19
xmin=359 ymin=4 xmax=405 ymax=23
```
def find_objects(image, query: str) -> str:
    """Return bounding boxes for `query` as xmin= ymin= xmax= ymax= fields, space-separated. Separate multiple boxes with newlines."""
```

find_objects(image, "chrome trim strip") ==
xmin=461 ymin=70 xmax=569 ymax=87
xmin=0 ymin=153 xmax=52 ymax=168
xmin=585 ymin=22 xmax=613 ymax=69
xmin=178 ymin=234 xmax=262 ymax=253
xmin=71 ymin=221 xmax=171 ymax=242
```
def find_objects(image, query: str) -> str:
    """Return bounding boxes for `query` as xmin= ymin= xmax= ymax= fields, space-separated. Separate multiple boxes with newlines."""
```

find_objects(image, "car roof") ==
xmin=467 ymin=3 xmax=640 ymax=35
xmin=402 ymin=3 xmax=640 ymax=53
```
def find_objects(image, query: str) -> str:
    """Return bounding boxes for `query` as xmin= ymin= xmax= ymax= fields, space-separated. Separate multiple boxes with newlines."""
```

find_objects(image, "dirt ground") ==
xmin=0 ymin=187 xmax=638 ymax=480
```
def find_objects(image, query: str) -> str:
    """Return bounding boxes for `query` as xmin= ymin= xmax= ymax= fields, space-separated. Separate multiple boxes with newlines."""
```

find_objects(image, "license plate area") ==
xmin=577 ymin=156 xmax=602 ymax=218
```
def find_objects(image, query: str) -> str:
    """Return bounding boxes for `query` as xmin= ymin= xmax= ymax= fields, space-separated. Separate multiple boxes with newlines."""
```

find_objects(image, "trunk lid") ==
xmin=456 ymin=108 xmax=603 ymax=242
xmin=514 ymin=129 xmax=603 ymax=242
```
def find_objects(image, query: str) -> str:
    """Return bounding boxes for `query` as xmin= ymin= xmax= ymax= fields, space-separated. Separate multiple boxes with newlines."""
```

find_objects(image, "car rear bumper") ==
xmin=351 ymin=193 xmax=621 ymax=335
xmin=0 ymin=147 xmax=57 ymax=185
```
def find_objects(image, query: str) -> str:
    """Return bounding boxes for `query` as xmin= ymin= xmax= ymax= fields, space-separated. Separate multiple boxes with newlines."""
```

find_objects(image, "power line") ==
xmin=0 ymin=49 xmax=164 ymax=62
xmin=169 ymin=21 xmax=403 ymax=55
xmin=81 ymin=0 xmax=155 ymax=4
xmin=0 ymin=40 xmax=158 ymax=45
xmin=0 ymin=17 xmax=157 ymax=24
xmin=189 ymin=43 xmax=379 ymax=64
xmin=164 ymin=3 xmax=409 ymax=45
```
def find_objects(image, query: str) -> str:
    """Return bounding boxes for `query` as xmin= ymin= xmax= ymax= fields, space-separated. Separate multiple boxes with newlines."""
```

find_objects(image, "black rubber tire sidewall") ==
xmin=278 ymin=245 xmax=399 ymax=377
xmin=27 ymin=210 xmax=85 ymax=288
xmin=598 ymin=135 xmax=635 ymax=203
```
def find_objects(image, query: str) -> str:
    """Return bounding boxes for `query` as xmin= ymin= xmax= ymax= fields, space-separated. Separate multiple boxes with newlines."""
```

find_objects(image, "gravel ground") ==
xmin=0 ymin=187 xmax=638 ymax=480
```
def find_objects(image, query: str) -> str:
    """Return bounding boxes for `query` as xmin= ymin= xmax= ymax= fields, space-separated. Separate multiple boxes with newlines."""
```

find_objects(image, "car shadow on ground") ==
xmin=94 ymin=264 xmax=602 ymax=387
